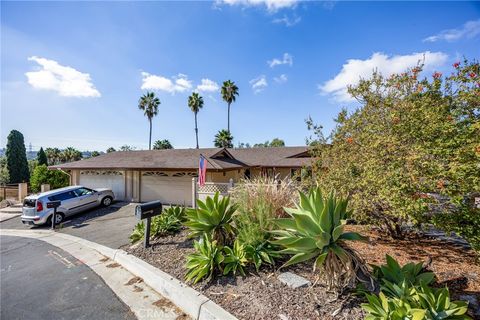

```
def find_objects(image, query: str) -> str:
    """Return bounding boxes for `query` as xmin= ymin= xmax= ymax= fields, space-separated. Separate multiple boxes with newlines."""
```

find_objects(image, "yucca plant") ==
xmin=372 ymin=255 xmax=435 ymax=287
xmin=415 ymin=283 xmax=470 ymax=320
xmin=271 ymin=187 xmax=369 ymax=291
xmin=223 ymin=240 xmax=248 ymax=276
xmin=130 ymin=221 xmax=145 ymax=244
xmin=185 ymin=192 xmax=237 ymax=246
xmin=362 ymin=292 xmax=427 ymax=320
xmin=185 ymin=234 xmax=224 ymax=284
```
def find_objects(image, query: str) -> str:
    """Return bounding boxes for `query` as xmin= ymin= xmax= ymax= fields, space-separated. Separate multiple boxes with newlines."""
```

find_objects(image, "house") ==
xmin=50 ymin=146 xmax=312 ymax=206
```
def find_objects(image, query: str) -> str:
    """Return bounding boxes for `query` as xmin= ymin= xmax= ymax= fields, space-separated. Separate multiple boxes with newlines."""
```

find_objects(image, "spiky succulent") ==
xmin=185 ymin=234 xmax=224 ymax=284
xmin=271 ymin=187 xmax=368 ymax=290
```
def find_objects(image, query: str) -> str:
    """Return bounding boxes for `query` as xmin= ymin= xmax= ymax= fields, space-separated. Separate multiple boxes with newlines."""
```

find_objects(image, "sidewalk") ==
xmin=0 ymin=205 xmax=21 ymax=222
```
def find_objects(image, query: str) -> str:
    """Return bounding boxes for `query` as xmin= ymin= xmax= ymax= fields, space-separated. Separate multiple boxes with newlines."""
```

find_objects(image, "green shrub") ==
xmin=372 ymin=254 xmax=435 ymax=287
xmin=309 ymin=60 xmax=480 ymax=239
xmin=185 ymin=192 xmax=236 ymax=246
xmin=223 ymin=240 xmax=248 ymax=276
xmin=129 ymin=205 xmax=184 ymax=244
xmin=432 ymin=205 xmax=479 ymax=256
xmin=30 ymin=164 xmax=69 ymax=192
xmin=362 ymin=292 xmax=426 ymax=320
xmin=271 ymin=187 xmax=369 ymax=291
xmin=185 ymin=234 xmax=224 ymax=284
xmin=415 ymin=283 xmax=470 ymax=319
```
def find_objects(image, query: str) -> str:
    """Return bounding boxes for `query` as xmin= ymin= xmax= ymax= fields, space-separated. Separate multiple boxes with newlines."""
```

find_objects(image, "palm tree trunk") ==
xmin=227 ymin=102 xmax=231 ymax=133
xmin=149 ymin=118 xmax=152 ymax=150
xmin=195 ymin=112 xmax=199 ymax=149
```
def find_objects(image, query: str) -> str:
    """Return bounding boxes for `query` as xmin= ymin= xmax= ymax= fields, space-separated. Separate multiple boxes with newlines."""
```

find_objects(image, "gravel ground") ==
xmin=125 ymin=226 xmax=480 ymax=320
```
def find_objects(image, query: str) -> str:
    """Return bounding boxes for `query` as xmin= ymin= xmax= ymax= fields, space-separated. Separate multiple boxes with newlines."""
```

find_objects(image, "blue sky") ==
xmin=1 ymin=1 xmax=479 ymax=151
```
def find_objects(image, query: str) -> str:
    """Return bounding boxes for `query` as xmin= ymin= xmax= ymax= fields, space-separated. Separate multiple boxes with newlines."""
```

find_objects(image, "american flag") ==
xmin=198 ymin=155 xmax=207 ymax=186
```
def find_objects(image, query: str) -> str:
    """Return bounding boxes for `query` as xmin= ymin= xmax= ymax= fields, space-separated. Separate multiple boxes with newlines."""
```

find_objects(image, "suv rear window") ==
xmin=23 ymin=199 xmax=36 ymax=207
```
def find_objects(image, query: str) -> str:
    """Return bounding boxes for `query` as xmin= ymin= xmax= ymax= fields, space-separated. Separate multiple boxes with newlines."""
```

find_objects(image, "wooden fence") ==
xmin=0 ymin=184 xmax=19 ymax=200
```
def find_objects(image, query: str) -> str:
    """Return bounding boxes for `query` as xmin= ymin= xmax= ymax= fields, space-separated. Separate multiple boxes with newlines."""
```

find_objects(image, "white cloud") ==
xmin=196 ymin=78 xmax=220 ymax=93
xmin=249 ymin=75 xmax=268 ymax=93
xmin=424 ymin=19 xmax=480 ymax=42
xmin=25 ymin=56 xmax=100 ymax=98
xmin=319 ymin=51 xmax=448 ymax=102
xmin=267 ymin=53 xmax=293 ymax=68
xmin=141 ymin=72 xmax=192 ymax=94
xmin=272 ymin=14 xmax=301 ymax=27
xmin=218 ymin=0 xmax=299 ymax=12
xmin=274 ymin=74 xmax=288 ymax=84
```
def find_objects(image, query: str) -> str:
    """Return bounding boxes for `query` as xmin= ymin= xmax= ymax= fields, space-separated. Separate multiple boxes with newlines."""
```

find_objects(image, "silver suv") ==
xmin=21 ymin=186 xmax=115 ymax=226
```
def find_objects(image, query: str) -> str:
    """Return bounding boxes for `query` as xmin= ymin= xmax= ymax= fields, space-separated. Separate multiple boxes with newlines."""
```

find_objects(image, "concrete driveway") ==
xmin=0 ymin=202 xmax=138 ymax=249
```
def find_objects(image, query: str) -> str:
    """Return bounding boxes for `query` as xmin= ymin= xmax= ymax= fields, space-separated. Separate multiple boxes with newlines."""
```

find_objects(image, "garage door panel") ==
xmin=79 ymin=171 xmax=125 ymax=200
xmin=141 ymin=175 xmax=192 ymax=206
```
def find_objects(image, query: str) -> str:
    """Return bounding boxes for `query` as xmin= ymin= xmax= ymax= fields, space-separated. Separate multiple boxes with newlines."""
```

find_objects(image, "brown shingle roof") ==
xmin=50 ymin=147 xmax=311 ymax=171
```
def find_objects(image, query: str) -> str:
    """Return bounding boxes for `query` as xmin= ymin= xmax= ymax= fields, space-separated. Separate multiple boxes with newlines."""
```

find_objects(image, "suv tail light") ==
xmin=36 ymin=201 xmax=43 ymax=212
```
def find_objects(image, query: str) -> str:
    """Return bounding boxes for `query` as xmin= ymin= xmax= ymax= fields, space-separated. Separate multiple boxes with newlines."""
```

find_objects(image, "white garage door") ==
xmin=141 ymin=172 xmax=193 ymax=206
xmin=79 ymin=170 xmax=125 ymax=200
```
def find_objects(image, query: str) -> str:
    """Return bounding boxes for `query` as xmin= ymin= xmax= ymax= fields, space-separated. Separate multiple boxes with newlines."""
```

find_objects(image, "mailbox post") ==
xmin=46 ymin=200 xmax=61 ymax=230
xmin=135 ymin=200 xmax=162 ymax=248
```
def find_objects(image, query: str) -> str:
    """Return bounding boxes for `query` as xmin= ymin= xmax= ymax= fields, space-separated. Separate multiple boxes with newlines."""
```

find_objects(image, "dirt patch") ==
xmin=153 ymin=297 xmax=191 ymax=319
xmin=133 ymin=285 xmax=143 ymax=292
xmin=99 ymin=257 xmax=109 ymax=262
xmin=125 ymin=276 xmax=144 ymax=286
xmin=125 ymin=227 xmax=479 ymax=320
xmin=106 ymin=262 xmax=120 ymax=268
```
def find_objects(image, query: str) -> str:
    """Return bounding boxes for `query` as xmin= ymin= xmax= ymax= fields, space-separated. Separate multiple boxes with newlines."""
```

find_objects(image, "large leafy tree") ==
xmin=106 ymin=147 xmax=116 ymax=153
xmin=310 ymin=60 xmax=480 ymax=241
xmin=6 ymin=130 xmax=30 ymax=183
xmin=221 ymin=80 xmax=239 ymax=133
xmin=138 ymin=91 xmax=160 ymax=150
xmin=188 ymin=92 xmax=204 ymax=148
xmin=30 ymin=165 xmax=69 ymax=192
xmin=36 ymin=147 xmax=48 ymax=166
xmin=214 ymin=129 xmax=234 ymax=148
xmin=153 ymin=139 xmax=173 ymax=150
xmin=0 ymin=157 xmax=9 ymax=184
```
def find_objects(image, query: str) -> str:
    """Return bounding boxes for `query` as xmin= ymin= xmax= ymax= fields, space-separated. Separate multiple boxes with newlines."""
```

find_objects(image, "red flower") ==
xmin=469 ymin=72 xmax=477 ymax=78
xmin=346 ymin=137 xmax=354 ymax=144
xmin=436 ymin=179 xmax=445 ymax=189
xmin=432 ymin=72 xmax=442 ymax=79
xmin=453 ymin=62 xmax=460 ymax=68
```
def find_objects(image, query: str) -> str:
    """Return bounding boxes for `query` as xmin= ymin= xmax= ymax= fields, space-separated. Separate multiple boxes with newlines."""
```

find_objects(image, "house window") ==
xmin=244 ymin=169 xmax=251 ymax=180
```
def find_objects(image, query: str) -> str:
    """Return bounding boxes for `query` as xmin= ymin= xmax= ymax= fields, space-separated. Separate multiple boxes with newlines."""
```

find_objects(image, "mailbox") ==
xmin=135 ymin=200 xmax=162 ymax=220
xmin=46 ymin=201 xmax=61 ymax=209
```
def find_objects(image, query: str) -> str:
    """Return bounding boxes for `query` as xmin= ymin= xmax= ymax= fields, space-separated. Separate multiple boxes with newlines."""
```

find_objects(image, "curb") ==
xmin=0 ymin=229 xmax=237 ymax=320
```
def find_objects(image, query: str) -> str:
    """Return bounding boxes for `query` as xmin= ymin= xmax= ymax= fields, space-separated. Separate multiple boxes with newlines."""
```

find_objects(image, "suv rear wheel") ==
xmin=46 ymin=212 xmax=64 ymax=225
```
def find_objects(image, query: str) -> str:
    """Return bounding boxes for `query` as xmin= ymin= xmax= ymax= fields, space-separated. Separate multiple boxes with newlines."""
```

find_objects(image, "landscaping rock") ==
xmin=277 ymin=272 xmax=311 ymax=289
xmin=459 ymin=294 xmax=480 ymax=316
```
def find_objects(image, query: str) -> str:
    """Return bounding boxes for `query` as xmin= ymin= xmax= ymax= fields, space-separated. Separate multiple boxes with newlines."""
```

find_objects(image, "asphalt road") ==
xmin=0 ymin=203 xmax=138 ymax=249
xmin=0 ymin=235 xmax=137 ymax=320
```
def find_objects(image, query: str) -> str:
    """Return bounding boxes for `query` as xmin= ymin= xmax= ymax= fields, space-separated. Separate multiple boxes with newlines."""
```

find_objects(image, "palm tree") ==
xmin=153 ymin=139 xmax=173 ymax=150
xmin=214 ymin=129 xmax=234 ymax=148
xmin=221 ymin=80 xmax=239 ymax=133
xmin=188 ymin=92 xmax=204 ymax=148
xmin=138 ymin=92 xmax=160 ymax=150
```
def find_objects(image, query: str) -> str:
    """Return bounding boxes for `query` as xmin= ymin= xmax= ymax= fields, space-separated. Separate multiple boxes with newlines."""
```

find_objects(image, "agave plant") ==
xmin=151 ymin=214 xmax=182 ymax=237
xmin=185 ymin=192 xmax=237 ymax=246
xmin=372 ymin=255 xmax=435 ymax=287
xmin=271 ymin=187 xmax=369 ymax=291
xmin=362 ymin=292 xmax=427 ymax=320
xmin=415 ymin=283 xmax=470 ymax=320
xmin=164 ymin=205 xmax=186 ymax=222
xmin=130 ymin=221 xmax=145 ymax=244
xmin=244 ymin=242 xmax=279 ymax=271
xmin=223 ymin=240 xmax=248 ymax=276
xmin=185 ymin=234 xmax=224 ymax=284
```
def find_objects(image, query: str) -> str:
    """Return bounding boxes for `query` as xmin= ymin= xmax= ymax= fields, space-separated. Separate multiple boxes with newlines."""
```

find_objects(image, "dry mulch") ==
xmin=125 ymin=226 xmax=479 ymax=320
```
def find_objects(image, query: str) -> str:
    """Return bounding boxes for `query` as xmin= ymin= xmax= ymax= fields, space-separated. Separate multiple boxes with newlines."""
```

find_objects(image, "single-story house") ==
xmin=50 ymin=147 xmax=312 ymax=206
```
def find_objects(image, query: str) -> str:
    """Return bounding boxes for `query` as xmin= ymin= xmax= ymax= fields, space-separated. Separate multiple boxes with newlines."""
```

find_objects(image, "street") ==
xmin=1 ymin=235 xmax=137 ymax=320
